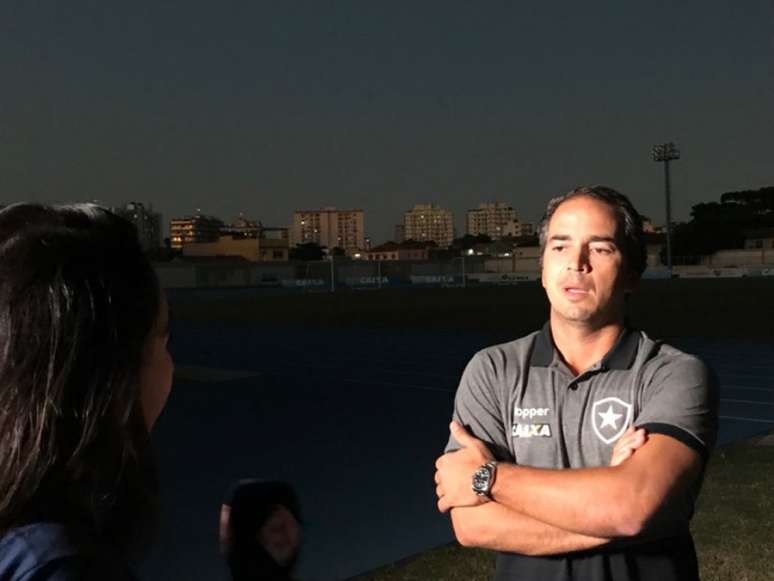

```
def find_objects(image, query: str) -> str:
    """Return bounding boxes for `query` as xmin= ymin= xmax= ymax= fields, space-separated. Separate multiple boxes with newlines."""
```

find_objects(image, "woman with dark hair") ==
xmin=0 ymin=203 xmax=173 ymax=580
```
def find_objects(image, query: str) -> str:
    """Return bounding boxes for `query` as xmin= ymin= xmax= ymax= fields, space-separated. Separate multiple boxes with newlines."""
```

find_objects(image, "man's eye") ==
xmin=552 ymin=245 xmax=565 ymax=252
xmin=592 ymin=247 xmax=613 ymax=255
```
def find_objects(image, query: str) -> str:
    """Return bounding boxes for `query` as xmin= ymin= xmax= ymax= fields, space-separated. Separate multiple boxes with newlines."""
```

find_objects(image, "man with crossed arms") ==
xmin=435 ymin=186 xmax=717 ymax=581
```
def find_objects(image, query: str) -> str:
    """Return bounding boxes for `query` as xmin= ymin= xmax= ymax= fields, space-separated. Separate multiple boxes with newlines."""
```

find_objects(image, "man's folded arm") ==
xmin=450 ymin=502 xmax=610 ymax=556
xmin=489 ymin=434 xmax=702 ymax=538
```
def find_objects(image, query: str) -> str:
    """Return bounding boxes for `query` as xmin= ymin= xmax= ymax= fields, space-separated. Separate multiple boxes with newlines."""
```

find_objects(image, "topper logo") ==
xmin=513 ymin=407 xmax=551 ymax=419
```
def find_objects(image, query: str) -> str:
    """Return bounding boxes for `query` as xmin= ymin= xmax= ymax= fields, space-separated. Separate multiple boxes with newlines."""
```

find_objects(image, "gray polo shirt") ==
xmin=445 ymin=323 xmax=718 ymax=581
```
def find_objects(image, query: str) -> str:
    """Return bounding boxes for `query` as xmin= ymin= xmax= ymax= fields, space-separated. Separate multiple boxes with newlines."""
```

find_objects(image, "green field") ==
xmin=353 ymin=436 xmax=774 ymax=581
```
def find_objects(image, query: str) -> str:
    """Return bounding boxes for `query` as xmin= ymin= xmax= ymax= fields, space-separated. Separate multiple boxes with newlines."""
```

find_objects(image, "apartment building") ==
xmin=291 ymin=207 xmax=365 ymax=254
xmin=404 ymin=204 xmax=454 ymax=248
xmin=467 ymin=202 xmax=518 ymax=240
xmin=112 ymin=202 xmax=162 ymax=252
xmin=169 ymin=214 xmax=225 ymax=250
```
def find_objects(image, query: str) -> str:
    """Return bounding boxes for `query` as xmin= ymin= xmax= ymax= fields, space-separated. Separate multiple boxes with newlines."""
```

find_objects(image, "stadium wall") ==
xmin=154 ymin=252 xmax=774 ymax=290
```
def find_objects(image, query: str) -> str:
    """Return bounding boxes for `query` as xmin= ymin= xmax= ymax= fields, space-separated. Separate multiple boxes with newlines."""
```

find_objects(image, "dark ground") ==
xmin=169 ymin=278 xmax=774 ymax=341
xmin=141 ymin=278 xmax=774 ymax=580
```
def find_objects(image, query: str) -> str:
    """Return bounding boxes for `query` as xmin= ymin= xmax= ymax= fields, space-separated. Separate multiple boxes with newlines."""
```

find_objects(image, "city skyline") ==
xmin=1 ymin=1 xmax=772 ymax=242
xmin=164 ymin=201 xmax=535 ymax=248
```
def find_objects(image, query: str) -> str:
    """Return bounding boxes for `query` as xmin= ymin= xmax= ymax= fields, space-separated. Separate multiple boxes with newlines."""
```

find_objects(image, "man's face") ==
xmin=541 ymin=196 xmax=636 ymax=327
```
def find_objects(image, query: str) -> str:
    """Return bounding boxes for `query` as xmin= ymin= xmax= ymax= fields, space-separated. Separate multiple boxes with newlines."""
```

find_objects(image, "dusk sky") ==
xmin=1 ymin=1 xmax=772 ymax=241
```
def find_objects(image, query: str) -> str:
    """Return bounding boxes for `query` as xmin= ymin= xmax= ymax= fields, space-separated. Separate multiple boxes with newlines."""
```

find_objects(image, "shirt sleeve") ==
xmin=445 ymin=350 xmax=513 ymax=461
xmin=634 ymin=353 xmax=719 ymax=461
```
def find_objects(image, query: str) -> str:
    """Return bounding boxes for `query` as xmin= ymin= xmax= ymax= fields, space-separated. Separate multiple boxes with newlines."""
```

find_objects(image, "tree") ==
xmin=720 ymin=186 xmax=774 ymax=213
xmin=402 ymin=238 xmax=437 ymax=249
xmin=290 ymin=242 xmax=325 ymax=261
xmin=450 ymin=234 xmax=492 ymax=252
xmin=670 ymin=186 xmax=774 ymax=260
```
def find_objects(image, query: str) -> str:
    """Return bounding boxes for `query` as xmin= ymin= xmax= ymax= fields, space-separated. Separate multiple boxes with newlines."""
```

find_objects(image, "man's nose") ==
xmin=566 ymin=246 xmax=590 ymax=272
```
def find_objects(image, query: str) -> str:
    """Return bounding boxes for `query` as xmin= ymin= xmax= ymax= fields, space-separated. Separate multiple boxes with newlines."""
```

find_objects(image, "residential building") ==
xmin=183 ymin=227 xmax=290 ymax=262
xmin=224 ymin=216 xmax=261 ymax=238
xmin=394 ymin=224 xmax=406 ymax=243
xmin=169 ymin=214 xmax=225 ymax=251
xmin=467 ymin=202 xmax=518 ymax=240
xmin=503 ymin=220 xmax=537 ymax=238
xmin=501 ymin=220 xmax=521 ymax=238
xmin=291 ymin=207 xmax=365 ymax=254
xmin=502 ymin=220 xmax=535 ymax=238
xmin=112 ymin=202 xmax=162 ymax=253
xmin=404 ymin=204 xmax=454 ymax=248
xmin=365 ymin=241 xmax=431 ymax=262
xmin=744 ymin=228 xmax=774 ymax=250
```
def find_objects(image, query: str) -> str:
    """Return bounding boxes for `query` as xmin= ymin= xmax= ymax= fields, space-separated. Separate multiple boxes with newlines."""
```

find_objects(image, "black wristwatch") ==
xmin=472 ymin=461 xmax=498 ymax=498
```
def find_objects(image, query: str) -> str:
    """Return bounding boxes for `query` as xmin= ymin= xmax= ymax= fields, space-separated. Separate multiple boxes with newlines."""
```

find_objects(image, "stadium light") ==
xmin=651 ymin=142 xmax=680 ymax=275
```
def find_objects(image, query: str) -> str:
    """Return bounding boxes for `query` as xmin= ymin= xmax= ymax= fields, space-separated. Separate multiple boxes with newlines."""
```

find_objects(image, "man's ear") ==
xmin=219 ymin=504 xmax=232 ymax=556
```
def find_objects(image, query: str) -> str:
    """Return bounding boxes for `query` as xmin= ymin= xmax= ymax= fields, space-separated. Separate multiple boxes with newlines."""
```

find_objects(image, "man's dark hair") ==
xmin=539 ymin=185 xmax=648 ymax=276
xmin=0 ymin=203 xmax=160 ymax=554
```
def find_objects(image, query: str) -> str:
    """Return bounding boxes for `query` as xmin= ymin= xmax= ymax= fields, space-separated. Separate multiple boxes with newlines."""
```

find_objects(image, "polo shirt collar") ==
xmin=530 ymin=323 xmax=555 ymax=367
xmin=530 ymin=322 xmax=639 ymax=371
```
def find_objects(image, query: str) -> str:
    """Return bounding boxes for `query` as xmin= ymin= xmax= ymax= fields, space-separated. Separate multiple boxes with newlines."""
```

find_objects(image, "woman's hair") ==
xmin=0 ymin=203 xmax=160 ymax=553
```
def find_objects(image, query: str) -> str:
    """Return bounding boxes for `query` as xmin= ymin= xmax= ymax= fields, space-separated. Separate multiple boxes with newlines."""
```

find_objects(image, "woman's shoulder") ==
xmin=0 ymin=522 xmax=137 ymax=581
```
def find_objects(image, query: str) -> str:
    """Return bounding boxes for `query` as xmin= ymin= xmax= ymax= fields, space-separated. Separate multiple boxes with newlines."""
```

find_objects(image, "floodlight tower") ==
xmin=651 ymin=142 xmax=680 ymax=275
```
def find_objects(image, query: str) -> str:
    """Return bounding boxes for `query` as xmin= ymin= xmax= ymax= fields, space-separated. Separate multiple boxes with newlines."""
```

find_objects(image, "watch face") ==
xmin=472 ymin=466 xmax=490 ymax=492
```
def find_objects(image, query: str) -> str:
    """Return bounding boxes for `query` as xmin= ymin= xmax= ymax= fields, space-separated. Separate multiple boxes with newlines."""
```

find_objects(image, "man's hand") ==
xmin=435 ymin=421 xmax=495 ymax=513
xmin=610 ymin=426 xmax=647 ymax=467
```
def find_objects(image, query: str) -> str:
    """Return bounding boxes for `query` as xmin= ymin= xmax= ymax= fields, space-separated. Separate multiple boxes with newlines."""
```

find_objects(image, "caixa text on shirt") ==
xmin=512 ymin=407 xmax=553 ymax=438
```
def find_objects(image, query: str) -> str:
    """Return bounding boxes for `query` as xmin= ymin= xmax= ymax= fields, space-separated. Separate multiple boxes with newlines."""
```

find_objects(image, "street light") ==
xmin=651 ymin=142 xmax=681 ymax=275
